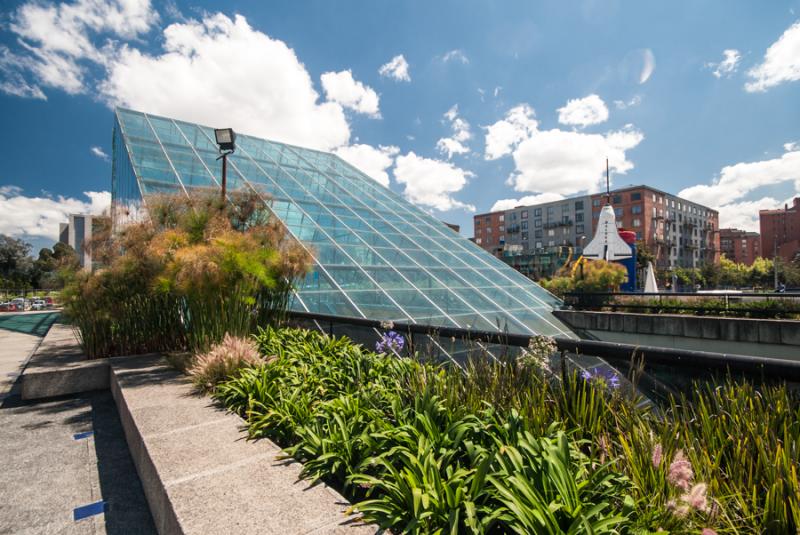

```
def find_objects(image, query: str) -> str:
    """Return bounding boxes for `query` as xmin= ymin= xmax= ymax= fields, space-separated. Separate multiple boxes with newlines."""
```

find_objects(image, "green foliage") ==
xmin=541 ymin=259 xmax=628 ymax=299
xmin=213 ymin=326 xmax=800 ymax=534
xmin=62 ymin=192 xmax=310 ymax=357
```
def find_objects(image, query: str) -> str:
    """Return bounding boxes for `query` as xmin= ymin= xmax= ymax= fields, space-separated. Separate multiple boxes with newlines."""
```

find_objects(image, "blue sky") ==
xmin=1 ymin=0 xmax=799 ymax=253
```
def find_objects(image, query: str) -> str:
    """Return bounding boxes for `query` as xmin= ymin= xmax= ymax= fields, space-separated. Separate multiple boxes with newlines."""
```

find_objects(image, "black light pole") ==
xmin=214 ymin=128 xmax=236 ymax=202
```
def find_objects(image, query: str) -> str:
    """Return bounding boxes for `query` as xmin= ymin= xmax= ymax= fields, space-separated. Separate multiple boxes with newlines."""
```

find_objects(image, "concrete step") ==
xmin=110 ymin=355 xmax=378 ymax=535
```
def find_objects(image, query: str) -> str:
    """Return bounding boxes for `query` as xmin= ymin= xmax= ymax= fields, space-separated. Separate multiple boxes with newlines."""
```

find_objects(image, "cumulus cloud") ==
xmin=3 ymin=0 xmax=158 ymax=96
xmin=90 ymin=146 xmax=109 ymax=160
xmin=0 ymin=46 xmax=47 ymax=99
xmin=442 ymin=49 xmax=469 ymax=64
xmin=0 ymin=187 xmax=110 ymax=240
xmin=99 ymin=14 xmax=352 ymax=150
xmin=557 ymin=94 xmax=609 ymax=127
xmin=706 ymin=49 xmax=741 ymax=78
xmin=509 ymin=126 xmax=644 ymax=195
xmin=746 ymin=21 xmax=800 ymax=92
xmin=436 ymin=104 xmax=472 ymax=159
xmin=716 ymin=197 xmax=781 ymax=232
xmin=678 ymin=147 xmax=800 ymax=207
xmin=490 ymin=193 xmax=564 ymax=212
xmin=483 ymin=104 xmax=538 ymax=160
xmin=613 ymin=95 xmax=642 ymax=109
xmin=320 ymin=70 xmax=380 ymax=117
xmin=333 ymin=144 xmax=399 ymax=188
xmin=378 ymin=54 xmax=410 ymax=82
xmin=678 ymin=144 xmax=800 ymax=231
xmin=484 ymin=104 xmax=643 ymax=195
xmin=394 ymin=152 xmax=475 ymax=212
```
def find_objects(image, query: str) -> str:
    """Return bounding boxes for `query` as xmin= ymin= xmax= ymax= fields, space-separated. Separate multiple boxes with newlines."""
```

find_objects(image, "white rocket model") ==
xmin=581 ymin=159 xmax=632 ymax=261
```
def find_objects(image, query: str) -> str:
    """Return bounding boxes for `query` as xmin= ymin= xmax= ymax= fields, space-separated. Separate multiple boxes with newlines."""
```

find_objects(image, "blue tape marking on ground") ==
xmin=73 ymin=501 xmax=106 ymax=521
xmin=73 ymin=431 xmax=94 ymax=440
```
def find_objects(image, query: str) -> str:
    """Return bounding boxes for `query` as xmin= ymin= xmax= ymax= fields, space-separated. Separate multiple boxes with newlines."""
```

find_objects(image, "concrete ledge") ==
xmin=20 ymin=323 xmax=110 ymax=400
xmin=110 ymin=354 xmax=377 ymax=535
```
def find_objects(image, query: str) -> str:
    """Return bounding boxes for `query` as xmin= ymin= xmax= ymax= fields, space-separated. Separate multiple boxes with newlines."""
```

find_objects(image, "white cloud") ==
xmin=320 ymin=69 xmax=380 ymax=117
xmin=394 ymin=152 xmax=475 ymax=212
xmin=378 ymin=54 xmax=410 ymax=82
xmin=746 ymin=21 xmax=800 ymax=92
xmin=509 ymin=126 xmax=644 ymax=195
xmin=706 ymin=49 xmax=741 ymax=78
xmin=716 ymin=197 xmax=780 ymax=232
xmin=613 ymin=95 xmax=642 ymax=109
xmin=640 ymin=49 xmax=655 ymax=84
xmin=90 ymin=146 xmax=109 ymax=160
xmin=0 ymin=46 xmax=47 ymax=99
xmin=785 ymin=141 xmax=798 ymax=152
xmin=483 ymin=104 xmax=538 ymax=160
xmin=3 ymin=0 xmax=158 ymax=96
xmin=490 ymin=193 xmax=564 ymax=212
xmin=333 ymin=144 xmax=399 ymax=188
xmin=442 ymin=49 xmax=469 ymax=64
xmin=0 ymin=187 xmax=110 ymax=240
xmin=99 ymin=14 xmax=352 ymax=151
xmin=557 ymin=94 xmax=609 ymax=127
xmin=678 ymin=144 xmax=800 ymax=231
xmin=678 ymin=148 xmax=800 ymax=207
xmin=493 ymin=86 xmax=502 ymax=98
xmin=436 ymin=104 xmax=472 ymax=159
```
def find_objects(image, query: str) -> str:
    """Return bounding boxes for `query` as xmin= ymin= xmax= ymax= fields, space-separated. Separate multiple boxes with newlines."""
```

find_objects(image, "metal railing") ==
xmin=286 ymin=310 xmax=800 ymax=383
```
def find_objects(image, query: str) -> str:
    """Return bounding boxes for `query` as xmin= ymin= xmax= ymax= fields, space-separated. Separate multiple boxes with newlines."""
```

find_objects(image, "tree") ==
xmin=32 ymin=243 xmax=79 ymax=289
xmin=0 ymin=235 xmax=33 ymax=289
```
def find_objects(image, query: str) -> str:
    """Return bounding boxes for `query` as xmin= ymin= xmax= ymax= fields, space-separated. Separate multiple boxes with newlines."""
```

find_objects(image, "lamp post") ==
xmin=214 ymin=128 xmax=236 ymax=202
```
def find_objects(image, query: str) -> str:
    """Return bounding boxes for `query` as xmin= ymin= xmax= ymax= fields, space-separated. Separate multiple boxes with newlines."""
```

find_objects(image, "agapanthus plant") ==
xmin=376 ymin=330 xmax=404 ymax=355
xmin=581 ymin=367 xmax=622 ymax=389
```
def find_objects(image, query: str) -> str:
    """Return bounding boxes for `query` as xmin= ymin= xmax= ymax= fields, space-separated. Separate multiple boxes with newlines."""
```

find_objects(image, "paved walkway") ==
xmin=0 ymin=321 xmax=156 ymax=534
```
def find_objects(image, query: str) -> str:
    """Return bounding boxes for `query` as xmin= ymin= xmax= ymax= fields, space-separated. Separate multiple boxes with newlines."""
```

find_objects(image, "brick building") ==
xmin=760 ymin=197 xmax=800 ymax=263
xmin=719 ymin=228 xmax=761 ymax=265
xmin=474 ymin=185 xmax=720 ymax=273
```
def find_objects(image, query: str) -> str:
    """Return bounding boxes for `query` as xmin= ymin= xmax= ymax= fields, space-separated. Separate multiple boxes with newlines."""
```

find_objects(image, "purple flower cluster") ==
xmin=376 ymin=331 xmax=404 ymax=354
xmin=580 ymin=367 xmax=621 ymax=389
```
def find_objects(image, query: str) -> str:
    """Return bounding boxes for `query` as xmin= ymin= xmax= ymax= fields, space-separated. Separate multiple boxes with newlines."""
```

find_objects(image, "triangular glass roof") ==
xmin=112 ymin=108 xmax=574 ymax=338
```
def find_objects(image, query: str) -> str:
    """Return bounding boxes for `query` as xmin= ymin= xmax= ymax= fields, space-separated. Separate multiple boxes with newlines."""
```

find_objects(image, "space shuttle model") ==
xmin=581 ymin=160 xmax=633 ymax=261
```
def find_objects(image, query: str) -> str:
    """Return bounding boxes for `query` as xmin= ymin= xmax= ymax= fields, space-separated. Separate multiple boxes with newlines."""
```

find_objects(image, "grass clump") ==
xmin=211 ymin=326 xmax=800 ymax=534
xmin=189 ymin=333 xmax=264 ymax=393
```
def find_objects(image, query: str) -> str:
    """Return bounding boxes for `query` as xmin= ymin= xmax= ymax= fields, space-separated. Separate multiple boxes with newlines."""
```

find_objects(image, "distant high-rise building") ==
xmin=59 ymin=214 xmax=99 ymax=270
xmin=719 ymin=228 xmax=761 ymax=265
xmin=760 ymin=197 xmax=800 ymax=263
xmin=475 ymin=185 xmax=720 ymax=275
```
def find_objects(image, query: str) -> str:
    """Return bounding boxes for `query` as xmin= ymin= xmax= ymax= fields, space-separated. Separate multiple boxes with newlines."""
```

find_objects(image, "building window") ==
xmin=485 ymin=217 xmax=490 ymax=223
xmin=522 ymin=232 xmax=528 ymax=240
xmin=636 ymin=232 xmax=643 ymax=240
xmin=575 ymin=213 xmax=584 ymax=222
xmin=511 ymin=212 xmax=517 ymax=220
xmin=499 ymin=214 xmax=504 ymax=222
xmin=592 ymin=199 xmax=601 ymax=207
xmin=534 ymin=219 xmax=541 ymax=228
xmin=633 ymin=218 xmax=641 ymax=227
xmin=547 ymin=229 xmax=555 ymax=236
xmin=521 ymin=210 xmax=528 ymax=219
xmin=576 ymin=224 xmax=584 ymax=234
xmin=499 ymin=225 xmax=504 ymax=232
xmin=614 ymin=207 xmax=624 ymax=217
xmin=575 ymin=201 xmax=584 ymax=210
xmin=476 ymin=238 xmax=482 ymax=244
xmin=534 ymin=230 xmax=542 ymax=238
xmin=615 ymin=220 xmax=622 ymax=228
xmin=521 ymin=221 xmax=528 ymax=230
xmin=631 ymin=192 xmax=642 ymax=201
xmin=613 ymin=195 xmax=623 ymax=204
xmin=547 ymin=206 xmax=555 ymax=215
xmin=475 ymin=219 xmax=481 ymax=226
xmin=632 ymin=205 xmax=642 ymax=214
xmin=562 ymin=215 xmax=570 ymax=223
xmin=534 ymin=208 xmax=542 ymax=216
xmin=548 ymin=240 xmax=555 ymax=246
xmin=562 ymin=204 xmax=569 ymax=212
xmin=535 ymin=241 xmax=542 ymax=249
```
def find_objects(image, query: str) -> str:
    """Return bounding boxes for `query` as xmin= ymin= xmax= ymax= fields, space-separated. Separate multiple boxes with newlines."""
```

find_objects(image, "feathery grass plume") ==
xmin=189 ymin=334 xmax=262 ymax=392
xmin=681 ymin=483 xmax=710 ymax=513
xmin=668 ymin=450 xmax=694 ymax=491
xmin=651 ymin=443 xmax=663 ymax=468
xmin=701 ymin=529 xmax=717 ymax=535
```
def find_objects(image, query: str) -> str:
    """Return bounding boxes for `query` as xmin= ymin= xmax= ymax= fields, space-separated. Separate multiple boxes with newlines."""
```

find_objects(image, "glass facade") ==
xmin=112 ymin=108 xmax=574 ymax=337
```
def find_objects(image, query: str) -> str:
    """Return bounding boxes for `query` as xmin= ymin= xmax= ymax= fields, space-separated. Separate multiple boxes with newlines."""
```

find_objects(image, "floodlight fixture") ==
xmin=214 ymin=128 xmax=236 ymax=152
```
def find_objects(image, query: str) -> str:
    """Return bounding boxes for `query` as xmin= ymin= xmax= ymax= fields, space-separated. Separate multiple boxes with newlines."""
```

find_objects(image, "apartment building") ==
xmin=475 ymin=185 xmax=720 ymax=272
xmin=760 ymin=198 xmax=800 ymax=263
xmin=719 ymin=228 xmax=761 ymax=265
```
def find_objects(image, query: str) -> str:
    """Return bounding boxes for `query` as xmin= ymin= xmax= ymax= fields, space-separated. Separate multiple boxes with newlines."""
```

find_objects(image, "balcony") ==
xmin=543 ymin=220 xmax=573 ymax=229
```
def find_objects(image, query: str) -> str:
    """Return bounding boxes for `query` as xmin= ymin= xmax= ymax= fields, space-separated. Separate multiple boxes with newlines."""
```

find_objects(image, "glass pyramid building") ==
xmin=112 ymin=108 xmax=574 ymax=338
